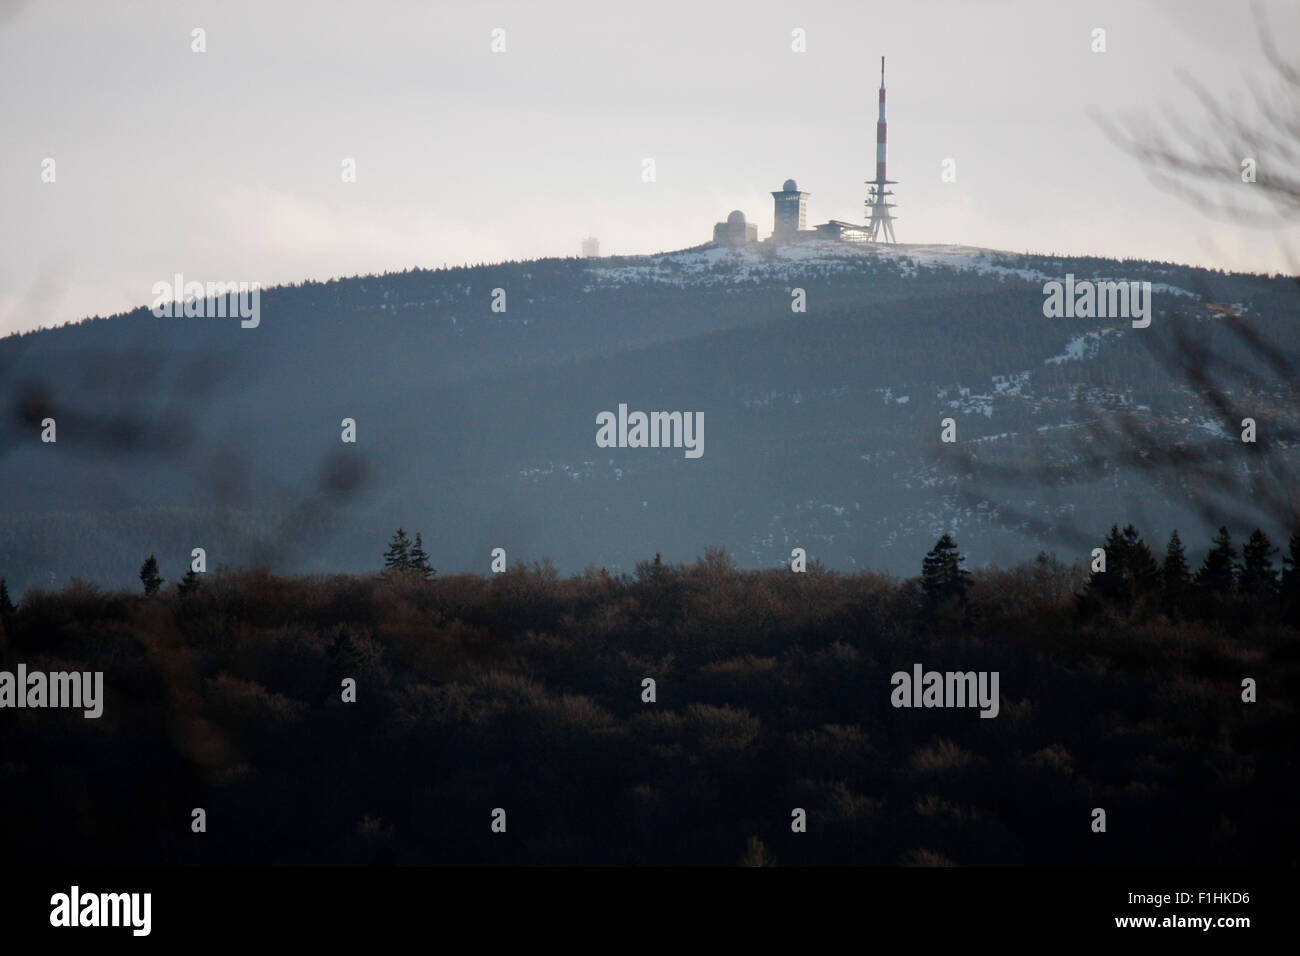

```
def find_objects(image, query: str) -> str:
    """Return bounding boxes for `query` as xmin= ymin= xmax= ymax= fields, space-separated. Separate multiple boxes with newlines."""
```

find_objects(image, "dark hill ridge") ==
xmin=1 ymin=241 xmax=1296 ymax=594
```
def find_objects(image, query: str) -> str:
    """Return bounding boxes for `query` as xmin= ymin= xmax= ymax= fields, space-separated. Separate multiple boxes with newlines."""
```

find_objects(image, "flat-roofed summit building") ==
xmin=770 ymin=179 xmax=809 ymax=240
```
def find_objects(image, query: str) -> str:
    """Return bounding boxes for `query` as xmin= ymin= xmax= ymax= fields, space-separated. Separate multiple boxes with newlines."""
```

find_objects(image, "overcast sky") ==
xmin=1 ymin=0 xmax=1297 ymax=336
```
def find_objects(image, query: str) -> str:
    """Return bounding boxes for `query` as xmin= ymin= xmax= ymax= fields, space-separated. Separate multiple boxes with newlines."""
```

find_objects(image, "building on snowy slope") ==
xmin=712 ymin=209 xmax=758 ymax=247
xmin=710 ymin=177 xmax=872 ymax=248
xmin=771 ymin=179 xmax=810 ymax=239
xmin=812 ymin=219 xmax=872 ymax=242
xmin=709 ymin=58 xmax=898 ymax=246
xmin=769 ymin=178 xmax=871 ymax=243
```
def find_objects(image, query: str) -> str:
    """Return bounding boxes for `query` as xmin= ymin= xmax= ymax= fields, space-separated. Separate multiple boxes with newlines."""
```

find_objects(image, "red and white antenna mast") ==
xmin=865 ymin=56 xmax=898 ymax=243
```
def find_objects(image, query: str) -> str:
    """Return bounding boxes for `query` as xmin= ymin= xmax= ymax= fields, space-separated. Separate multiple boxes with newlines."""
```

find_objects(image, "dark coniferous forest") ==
xmin=2 ymin=521 xmax=1296 ymax=866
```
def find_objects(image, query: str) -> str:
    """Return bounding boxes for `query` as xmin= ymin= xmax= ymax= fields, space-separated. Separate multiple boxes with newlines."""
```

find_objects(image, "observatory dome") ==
xmin=782 ymin=178 xmax=798 ymax=192
xmin=726 ymin=210 xmax=746 ymax=225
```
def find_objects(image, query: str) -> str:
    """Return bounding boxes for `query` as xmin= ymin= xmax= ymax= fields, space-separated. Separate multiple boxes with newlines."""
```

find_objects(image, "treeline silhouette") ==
xmin=1081 ymin=524 xmax=1299 ymax=625
xmin=0 ymin=525 xmax=1296 ymax=866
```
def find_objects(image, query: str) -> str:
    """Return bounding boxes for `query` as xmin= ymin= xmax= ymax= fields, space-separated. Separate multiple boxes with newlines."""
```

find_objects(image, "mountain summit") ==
xmin=1 ymin=242 xmax=1293 ymax=593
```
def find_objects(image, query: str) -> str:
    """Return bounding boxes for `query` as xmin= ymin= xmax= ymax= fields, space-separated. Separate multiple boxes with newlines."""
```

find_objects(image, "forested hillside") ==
xmin=1 ymin=241 xmax=1295 ymax=594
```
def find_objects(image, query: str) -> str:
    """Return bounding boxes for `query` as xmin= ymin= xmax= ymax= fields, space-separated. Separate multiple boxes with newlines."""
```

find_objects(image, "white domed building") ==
xmin=712 ymin=209 xmax=758 ymax=247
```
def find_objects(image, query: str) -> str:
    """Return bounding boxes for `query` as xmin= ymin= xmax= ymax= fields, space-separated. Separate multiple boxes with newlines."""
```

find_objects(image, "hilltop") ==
xmin=1 ymin=241 xmax=1295 ymax=594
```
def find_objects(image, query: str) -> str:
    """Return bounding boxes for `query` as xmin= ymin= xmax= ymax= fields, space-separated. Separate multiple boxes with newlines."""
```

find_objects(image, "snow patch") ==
xmin=1045 ymin=328 xmax=1122 ymax=365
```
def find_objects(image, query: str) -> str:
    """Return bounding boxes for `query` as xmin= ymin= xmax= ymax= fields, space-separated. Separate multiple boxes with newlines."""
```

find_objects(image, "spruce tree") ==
xmin=1281 ymin=531 xmax=1300 ymax=625
xmin=409 ymin=533 xmax=434 ymax=581
xmin=1238 ymin=528 xmax=1278 ymax=601
xmin=1088 ymin=525 xmax=1127 ymax=603
xmin=1160 ymin=530 xmax=1190 ymax=616
xmin=921 ymin=534 xmax=971 ymax=609
xmin=139 ymin=555 xmax=164 ymax=595
xmin=0 ymin=577 xmax=15 ymax=616
xmin=1087 ymin=524 xmax=1157 ymax=610
xmin=637 ymin=553 xmax=666 ymax=583
xmin=1120 ymin=524 xmax=1159 ymax=600
xmin=1194 ymin=526 xmax=1237 ymax=598
xmin=383 ymin=529 xmax=412 ymax=572
xmin=178 ymin=567 xmax=201 ymax=596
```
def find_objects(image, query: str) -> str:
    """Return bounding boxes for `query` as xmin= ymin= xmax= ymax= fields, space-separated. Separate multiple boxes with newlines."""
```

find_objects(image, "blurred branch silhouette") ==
xmin=2 ymin=332 xmax=369 ymax=584
xmin=950 ymin=6 xmax=1300 ymax=551
xmin=1097 ymin=5 xmax=1300 ymax=233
